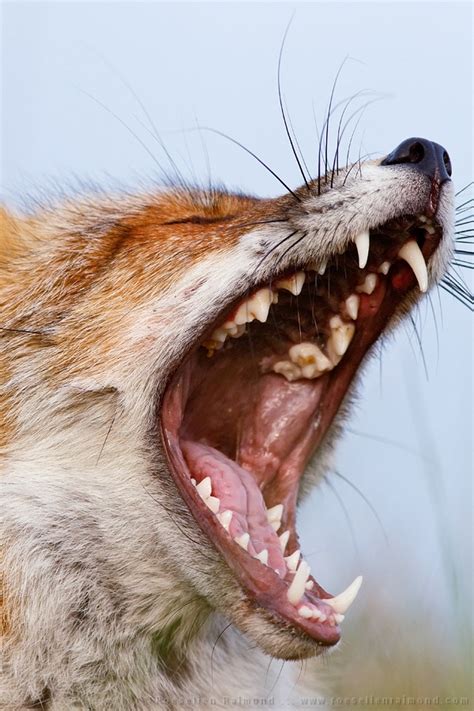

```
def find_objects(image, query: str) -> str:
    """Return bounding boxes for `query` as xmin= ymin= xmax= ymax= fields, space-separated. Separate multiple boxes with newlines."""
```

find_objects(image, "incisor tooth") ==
xmin=235 ymin=533 xmax=250 ymax=551
xmin=205 ymin=496 xmax=220 ymax=514
xmin=266 ymin=504 xmax=284 ymax=522
xmin=333 ymin=613 xmax=345 ymax=624
xmin=378 ymin=261 xmax=391 ymax=275
xmin=255 ymin=549 xmax=269 ymax=565
xmin=354 ymin=230 xmax=370 ymax=269
xmin=305 ymin=580 xmax=314 ymax=590
xmin=196 ymin=477 xmax=212 ymax=500
xmin=273 ymin=360 xmax=302 ymax=382
xmin=298 ymin=605 xmax=313 ymax=619
xmin=247 ymin=288 xmax=273 ymax=322
xmin=275 ymin=272 xmax=306 ymax=296
xmin=356 ymin=273 xmax=378 ymax=295
xmin=217 ymin=510 xmax=233 ymax=531
xmin=398 ymin=240 xmax=428 ymax=292
xmin=345 ymin=294 xmax=360 ymax=320
xmin=285 ymin=549 xmax=300 ymax=572
xmin=325 ymin=575 xmax=363 ymax=614
xmin=289 ymin=342 xmax=333 ymax=373
xmin=287 ymin=560 xmax=311 ymax=605
xmin=279 ymin=530 xmax=290 ymax=554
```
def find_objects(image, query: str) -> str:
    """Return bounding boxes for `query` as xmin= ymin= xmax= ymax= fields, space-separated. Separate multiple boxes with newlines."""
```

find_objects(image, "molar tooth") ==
xmin=289 ymin=342 xmax=333 ymax=374
xmin=398 ymin=240 xmax=428 ymax=292
xmin=287 ymin=560 xmax=311 ymax=605
xmin=266 ymin=504 xmax=284 ymax=522
xmin=298 ymin=605 xmax=313 ymax=619
xmin=273 ymin=360 xmax=302 ymax=382
xmin=255 ymin=549 xmax=269 ymax=565
xmin=279 ymin=530 xmax=290 ymax=554
xmin=284 ymin=549 xmax=300 ymax=572
xmin=356 ymin=273 xmax=378 ymax=295
xmin=325 ymin=575 xmax=363 ymax=614
xmin=235 ymin=533 xmax=250 ymax=551
xmin=345 ymin=294 xmax=360 ymax=320
xmin=275 ymin=272 xmax=306 ymax=296
xmin=378 ymin=261 xmax=391 ymax=275
xmin=217 ymin=510 xmax=233 ymax=531
xmin=196 ymin=477 xmax=212 ymax=500
xmin=354 ymin=230 xmax=370 ymax=269
xmin=205 ymin=496 xmax=220 ymax=514
xmin=247 ymin=288 xmax=273 ymax=322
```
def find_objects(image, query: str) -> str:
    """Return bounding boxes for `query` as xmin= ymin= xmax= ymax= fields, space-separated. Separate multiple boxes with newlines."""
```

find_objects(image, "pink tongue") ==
xmin=181 ymin=440 xmax=286 ymax=576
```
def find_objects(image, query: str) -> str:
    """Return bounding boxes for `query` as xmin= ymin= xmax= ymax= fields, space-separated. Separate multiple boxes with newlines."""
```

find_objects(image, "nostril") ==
xmin=443 ymin=151 xmax=452 ymax=177
xmin=408 ymin=141 xmax=425 ymax=164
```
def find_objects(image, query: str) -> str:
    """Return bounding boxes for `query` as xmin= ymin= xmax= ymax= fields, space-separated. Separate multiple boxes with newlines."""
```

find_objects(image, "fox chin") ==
xmin=0 ymin=137 xmax=454 ymax=709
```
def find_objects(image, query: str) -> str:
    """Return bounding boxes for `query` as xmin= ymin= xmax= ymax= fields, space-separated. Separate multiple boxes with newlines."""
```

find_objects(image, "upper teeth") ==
xmin=274 ymin=272 xmax=306 ymax=296
xmin=354 ymin=230 xmax=370 ymax=269
xmin=397 ymin=240 xmax=428 ymax=292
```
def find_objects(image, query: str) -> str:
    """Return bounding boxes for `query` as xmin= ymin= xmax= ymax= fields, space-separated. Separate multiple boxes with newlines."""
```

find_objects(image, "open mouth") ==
xmin=161 ymin=213 xmax=442 ymax=649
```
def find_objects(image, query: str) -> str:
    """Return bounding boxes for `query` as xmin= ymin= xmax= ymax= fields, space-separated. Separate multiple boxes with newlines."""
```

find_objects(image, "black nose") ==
xmin=381 ymin=137 xmax=452 ymax=184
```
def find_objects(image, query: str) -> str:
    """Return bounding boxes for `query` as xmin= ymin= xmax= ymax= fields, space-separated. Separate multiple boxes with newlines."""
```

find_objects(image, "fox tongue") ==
xmin=181 ymin=440 xmax=287 ymax=575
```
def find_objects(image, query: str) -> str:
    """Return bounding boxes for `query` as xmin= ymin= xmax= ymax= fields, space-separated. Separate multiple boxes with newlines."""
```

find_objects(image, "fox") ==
xmin=0 ymin=132 xmax=457 ymax=709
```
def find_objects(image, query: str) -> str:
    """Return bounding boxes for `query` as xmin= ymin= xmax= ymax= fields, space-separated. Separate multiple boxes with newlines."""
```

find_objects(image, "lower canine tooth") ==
xmin=196 ymin=477 xmax=212 ymax=500
xmin=255 ymin=549 xmax=269 ymax=565
xmin=325 ymin=575 xmax=363 ymax=614
xmin=217 ymin=510 xmax=233 ymax=531
xmin=356 ymin=273 xmax=378 ymax=295
xmin=235 ymin=533 xmax=250 ymax=551
xmin=345 ymin=294 xmax=360 ymax=320
xmin=287 ymin=560 xmax=311 ymax=605
xmin=285 ymin=549 xmax=300 ymax=572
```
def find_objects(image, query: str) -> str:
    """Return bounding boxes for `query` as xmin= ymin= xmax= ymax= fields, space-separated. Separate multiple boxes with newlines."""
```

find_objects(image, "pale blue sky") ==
xmin=2 ymin=0 xmax=472 ymax=654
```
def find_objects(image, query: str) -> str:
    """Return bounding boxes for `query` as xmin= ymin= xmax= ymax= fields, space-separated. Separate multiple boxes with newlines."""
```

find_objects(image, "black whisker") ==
xmin=0 ymin=326 xmax=45 ymax=336
xmin=455 ymin=181 xmax=473 ymax=197
xmin=256 ymin=229 xmax=298 ymax=270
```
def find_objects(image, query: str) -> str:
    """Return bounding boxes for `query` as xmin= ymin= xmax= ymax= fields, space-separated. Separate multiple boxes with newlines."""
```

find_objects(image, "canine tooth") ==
xmin=205 ymin=496 xmax=220 ymax=514
xmin=273 ymin=360 xmax=302 ymax=382
xmin=398 ymin=240 xmax=428 ymax=292
xmin=235 ymin=533 xmax=250 ymax=551
xmin=354 ymin=230 xmax=370 ymax=268
xmin=196 ymin=477 xmax=212 ymax=500
xmin=298 ymin=605 xmax=313 ymax=619
xmin=285 ymin=549 xmax=300 ymax=572
xmin=279 ymin=530 xmax=290 ymax=554
xmin=325 ymin=575 xmax=363 ymax=614
xmin=217 ymin=510 xmax=233 ymax=531
xmin=267 ymin=504 xmax=284 ymax=523
xmin=333 ymin=613 xmax=345 ymax=624
xmin=247 ymin=288 xmax=273 ymax=322
xmin=289 ymin=342 xmax=332 ymax=374
xmin=305 ymin=580 xmax=314 ymax=590
xmin=329 ymin=316 xmax=355 ymax=357
xmin=356 ymin=273 xmax=378 ymax=295
xmin=345 ymin=294 xmax=360 ymax=320
xmin=287 ymin=560 xmax=311 ymax=605
xmin=275 ymin=272 xmax=306 ymax=296
xmin=255 ymin=549 xmax=269 ymax=565
xmin=378 ymin=261 xmax=391 ymax=275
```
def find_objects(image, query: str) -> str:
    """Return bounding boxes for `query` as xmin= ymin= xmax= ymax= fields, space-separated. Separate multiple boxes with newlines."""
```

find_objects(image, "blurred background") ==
xmin=2 ymin=2 xmax=472 ymax=706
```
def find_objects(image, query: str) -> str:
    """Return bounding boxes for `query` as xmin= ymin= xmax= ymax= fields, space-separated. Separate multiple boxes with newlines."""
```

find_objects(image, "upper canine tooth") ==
xmin=275 ymin=272 xmax=306 ymax=296
xmin=287 ymin=560 xmax=311 ymax=605
xmin=196 ymin=477 xmax=212 ymax=500
xmin=354 ymin=230 xmax=370 ymax=269
xmin=325 ymin=575 xmax=363 ymax=614
xmin=255 ymin=549 xmax=269 ymax=565
xmin=289 ymin=342 xmax=333 ymax=374
xmin=345 ymin=294 xmax=360 ymax=320
xmin=285 ymin=549 xmax=300 ymax=572
xmin=247 ymin=288 xmax=273 ymax=322
xmin=235 ymin=532 xmax=250 ymax=551
xmin=398 ymin=240 xmax=428 ymax=293
xmin=356 ymin=273 xmax=378 ymax=295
